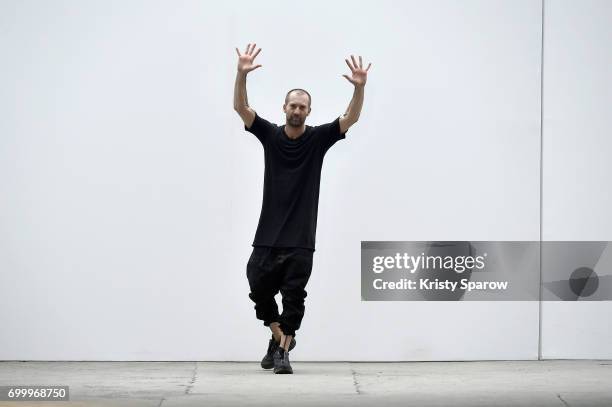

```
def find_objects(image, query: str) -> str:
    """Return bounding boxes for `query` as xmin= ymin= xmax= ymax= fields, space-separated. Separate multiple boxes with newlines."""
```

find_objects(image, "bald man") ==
xmin=233 ymin=43 xmax=371 ymax=374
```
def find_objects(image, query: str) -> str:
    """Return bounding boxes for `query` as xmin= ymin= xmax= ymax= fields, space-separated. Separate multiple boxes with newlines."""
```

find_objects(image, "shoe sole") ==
xmin=274 ymin=367 xmax=293 ymax=374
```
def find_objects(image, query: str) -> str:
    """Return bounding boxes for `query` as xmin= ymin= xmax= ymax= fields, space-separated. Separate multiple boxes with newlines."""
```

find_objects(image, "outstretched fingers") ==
xmin=237 ymin=43 xmax=262 ymax=59
xmin=345 ymin=58 xmax=355 ymax=72
xmin=346 ymin=55 xmax=372 ymax=70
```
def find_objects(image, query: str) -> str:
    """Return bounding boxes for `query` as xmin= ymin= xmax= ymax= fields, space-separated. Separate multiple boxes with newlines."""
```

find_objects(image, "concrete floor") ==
xmin=0 ymin=360 xmax=611 ymax=407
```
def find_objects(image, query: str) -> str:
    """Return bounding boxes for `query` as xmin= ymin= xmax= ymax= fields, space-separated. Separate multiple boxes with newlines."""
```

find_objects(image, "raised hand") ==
xmin=236 ymin=43 xmax=262 ymax=74
xmin=342 ymin=55 xmax=372 ymax=87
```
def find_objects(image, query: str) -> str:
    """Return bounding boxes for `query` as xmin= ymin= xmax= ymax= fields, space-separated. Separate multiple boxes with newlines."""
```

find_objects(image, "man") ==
xmin=233 ymin=43 xmax=371 ymax=374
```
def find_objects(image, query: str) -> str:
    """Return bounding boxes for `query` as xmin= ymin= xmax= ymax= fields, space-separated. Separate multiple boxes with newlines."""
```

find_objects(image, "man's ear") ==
xmin=282 ymin=104 xmax=287 ymax=113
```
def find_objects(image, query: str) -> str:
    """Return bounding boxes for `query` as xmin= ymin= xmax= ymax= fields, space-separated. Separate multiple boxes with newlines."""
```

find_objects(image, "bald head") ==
xmin=284 ymin=88 xmax=311 ymax=108
xmin=283 ymin=88 xmax=312 ymax=128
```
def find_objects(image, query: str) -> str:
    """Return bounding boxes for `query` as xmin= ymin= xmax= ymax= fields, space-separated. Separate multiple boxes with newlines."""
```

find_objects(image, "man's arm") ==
xmin=339 ymin=54 xmax=372 ymax=134
xmin=340 ymin=85 xmax=365 ymax=133
xmin=233 ymin=43 xmax=262 ymax=129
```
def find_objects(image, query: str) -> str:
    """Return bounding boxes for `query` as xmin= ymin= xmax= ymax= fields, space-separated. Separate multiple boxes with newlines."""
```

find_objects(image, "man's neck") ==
xmin=284 ymin=124 xmax=306 ymax=139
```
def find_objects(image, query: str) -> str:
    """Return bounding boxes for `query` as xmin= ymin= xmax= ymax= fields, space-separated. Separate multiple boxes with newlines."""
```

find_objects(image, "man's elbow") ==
xmin=234 ymin=105 xmax=248 ymax=115
xmin=340 ymin=115 xmax=357 ymax=134
xmin=346 ymin=114 xmax=360 ymax=127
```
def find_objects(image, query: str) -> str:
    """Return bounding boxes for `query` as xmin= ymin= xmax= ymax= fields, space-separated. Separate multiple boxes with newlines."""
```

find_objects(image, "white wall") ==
xmin=541 ymin=0 xmax=612 ymax=359
xmin=0 ymin=0 xmax=604 ymax=361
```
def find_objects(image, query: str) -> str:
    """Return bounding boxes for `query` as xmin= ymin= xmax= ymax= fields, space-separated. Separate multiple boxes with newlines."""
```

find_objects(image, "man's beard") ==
xmin=287 ymin=115 xmax=305 ymax=127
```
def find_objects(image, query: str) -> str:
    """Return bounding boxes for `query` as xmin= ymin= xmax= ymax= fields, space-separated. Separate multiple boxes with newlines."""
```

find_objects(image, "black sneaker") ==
xmin=273 ymin=346 xmax=293 ymax=374
xmin=260 ymin=335 xmax=296 ymax=369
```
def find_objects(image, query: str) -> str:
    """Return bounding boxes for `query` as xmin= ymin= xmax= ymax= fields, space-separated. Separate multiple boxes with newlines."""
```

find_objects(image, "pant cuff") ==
xmin=279 ymin=323 xmax=296 ymax=337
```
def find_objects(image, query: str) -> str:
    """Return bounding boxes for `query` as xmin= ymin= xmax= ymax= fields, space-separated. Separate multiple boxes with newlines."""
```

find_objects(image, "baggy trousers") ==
xmin=246 ymin=246 xmax=314 ymax=338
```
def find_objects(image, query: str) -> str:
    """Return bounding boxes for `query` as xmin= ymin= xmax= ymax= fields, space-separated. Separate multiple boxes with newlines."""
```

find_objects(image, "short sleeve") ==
xmin=244 ymin=113 xmax=276 ymax=145
xmin=316 ymin=116 xmax=347 ymax=153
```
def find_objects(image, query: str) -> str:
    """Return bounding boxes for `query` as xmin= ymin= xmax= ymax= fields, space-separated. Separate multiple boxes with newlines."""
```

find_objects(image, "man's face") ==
xmin=283 ymin=92 xmax=311 ymax=128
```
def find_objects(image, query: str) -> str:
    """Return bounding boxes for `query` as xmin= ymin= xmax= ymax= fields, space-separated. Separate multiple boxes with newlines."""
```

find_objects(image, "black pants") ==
xmin=246 ymin=246 xmax=314 ymax=338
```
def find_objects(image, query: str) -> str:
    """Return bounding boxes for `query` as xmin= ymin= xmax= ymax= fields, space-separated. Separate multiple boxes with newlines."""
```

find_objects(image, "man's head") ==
xmin=283 ymin=88 xmax=311 ymax=128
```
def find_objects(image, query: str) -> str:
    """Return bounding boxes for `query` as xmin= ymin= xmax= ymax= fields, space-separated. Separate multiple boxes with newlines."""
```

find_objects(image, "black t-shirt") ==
xmin=245 ymin=113 xmax=347 ymax=251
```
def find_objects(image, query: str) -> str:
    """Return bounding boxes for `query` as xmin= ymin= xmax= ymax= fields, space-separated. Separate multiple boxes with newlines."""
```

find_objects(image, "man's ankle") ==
xmin=269 ymin=322 xmax=282 ymax=342
xmin=279 ymin=334 xmax=293 ymax=351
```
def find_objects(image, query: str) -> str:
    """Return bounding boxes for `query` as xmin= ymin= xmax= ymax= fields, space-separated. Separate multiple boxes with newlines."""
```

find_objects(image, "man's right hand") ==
xmin=235 ymin=43 xmax=262 ymax=74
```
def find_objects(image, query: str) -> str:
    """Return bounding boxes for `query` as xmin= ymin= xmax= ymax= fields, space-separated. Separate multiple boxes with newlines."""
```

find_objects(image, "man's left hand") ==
xmin=342 ymin=55 xmax=372 ymax=87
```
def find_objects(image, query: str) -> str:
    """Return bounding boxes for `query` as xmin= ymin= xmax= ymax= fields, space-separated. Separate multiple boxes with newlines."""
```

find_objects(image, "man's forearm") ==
xmin=343 ymin=85 xmax=365 ymax=123
xmin=233 ymin=71 xmax=249 ymax=111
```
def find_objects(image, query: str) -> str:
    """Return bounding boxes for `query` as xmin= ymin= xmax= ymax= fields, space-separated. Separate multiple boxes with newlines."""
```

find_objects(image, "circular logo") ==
xmin=569 ymin=267 xmax=599 ymax=297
